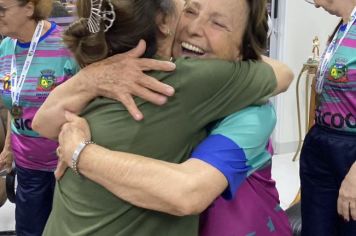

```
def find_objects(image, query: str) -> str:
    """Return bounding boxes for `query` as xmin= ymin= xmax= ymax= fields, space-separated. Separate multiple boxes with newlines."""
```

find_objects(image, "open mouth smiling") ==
xmin=181 ymin=42 xmax=206 ymax=56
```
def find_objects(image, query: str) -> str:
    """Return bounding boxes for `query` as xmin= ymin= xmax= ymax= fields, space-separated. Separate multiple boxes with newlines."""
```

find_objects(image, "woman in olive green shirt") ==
xmin=34 ymin=0 xmax=293 ymax=235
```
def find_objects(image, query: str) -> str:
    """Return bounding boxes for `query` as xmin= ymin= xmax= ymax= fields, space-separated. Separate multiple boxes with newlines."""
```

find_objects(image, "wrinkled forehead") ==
xmin=185 ymin=0 xmax=249 ymax=26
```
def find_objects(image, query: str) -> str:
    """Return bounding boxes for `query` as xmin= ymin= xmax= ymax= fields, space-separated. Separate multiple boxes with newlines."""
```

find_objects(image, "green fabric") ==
xmin=44 ymin=57 xmax=277 ymax=236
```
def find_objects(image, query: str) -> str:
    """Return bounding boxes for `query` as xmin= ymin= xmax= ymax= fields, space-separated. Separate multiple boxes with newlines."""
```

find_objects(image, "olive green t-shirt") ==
xmin=44 ymin=58 xmax=277 ymax=236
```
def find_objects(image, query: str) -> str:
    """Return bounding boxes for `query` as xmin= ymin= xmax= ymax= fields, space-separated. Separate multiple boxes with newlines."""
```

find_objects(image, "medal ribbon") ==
xmin=315 ymin=7 xmax=356 ymax=94
xmin=10 ymin=20 xmax=44 ymax=106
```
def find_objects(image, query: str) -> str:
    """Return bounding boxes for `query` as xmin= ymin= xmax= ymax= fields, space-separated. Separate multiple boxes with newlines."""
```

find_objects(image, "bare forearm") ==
xmin=33 ymin=73 xmax=96 ymax=140
xmin=0 ymin=112 xmax=13 ymax=170
xmin=262 ymin=56 xmax=294 ymax=95
xmin=77 ymin=144 xmax=226 ymax=216
xmin=3 ymin=112 xmax=11 ymax=150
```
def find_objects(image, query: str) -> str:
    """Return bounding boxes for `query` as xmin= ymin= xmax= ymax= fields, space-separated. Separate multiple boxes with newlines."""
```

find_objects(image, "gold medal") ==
xmin=11 ymin=105 xmax=23 ymax=119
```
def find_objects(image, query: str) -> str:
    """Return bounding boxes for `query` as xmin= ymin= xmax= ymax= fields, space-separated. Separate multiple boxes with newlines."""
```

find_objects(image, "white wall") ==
xmin=273 ymin=0 xmax=339 ymax=154
xmin=0 ymin=194 xmax=15 ymax=231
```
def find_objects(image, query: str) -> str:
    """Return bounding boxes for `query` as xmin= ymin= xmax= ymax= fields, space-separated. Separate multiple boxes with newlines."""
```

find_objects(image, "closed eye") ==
xmin=213 ymin=21 xmax=226 ymax=28
xmin=184 ymin=7 xmax=198 ymax=16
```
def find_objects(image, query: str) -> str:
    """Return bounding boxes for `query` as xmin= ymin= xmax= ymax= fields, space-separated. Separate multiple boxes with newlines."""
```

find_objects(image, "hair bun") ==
xmin=63 ymin=18 xmax=109 ymax=67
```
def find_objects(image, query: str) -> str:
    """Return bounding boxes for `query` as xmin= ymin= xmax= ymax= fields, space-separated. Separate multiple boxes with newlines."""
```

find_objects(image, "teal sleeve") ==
xmin=170 ymin=58 xmax=277 ymax=128
xmin=210 ymin=103 xmax=276 ymax=172
xmin=191 ymin=103 xmax=276 ymax=199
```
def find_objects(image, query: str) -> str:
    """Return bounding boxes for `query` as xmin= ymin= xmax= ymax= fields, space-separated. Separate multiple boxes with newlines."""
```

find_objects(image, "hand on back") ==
xmin=81 ymin=40 xmax=176 ymax=120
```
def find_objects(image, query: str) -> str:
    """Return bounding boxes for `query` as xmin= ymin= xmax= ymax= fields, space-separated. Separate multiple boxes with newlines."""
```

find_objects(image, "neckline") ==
xmin=17 ymin=21 xmax=57 ymax=48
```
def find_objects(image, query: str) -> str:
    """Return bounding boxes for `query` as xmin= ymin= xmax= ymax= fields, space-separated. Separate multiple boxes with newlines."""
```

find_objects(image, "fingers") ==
xmin=138 ymin=58 xmax=176 ymax=72
xmin=125 ymin=39 xmax=146 ymax=58
xmin=121 ymin=40 xmax=176 ymax=74
xmin=56 ymin=147 xmax=61 ymax=157
xmin=5 ymin=161 xmax=12 ymax=173
xmin=0 ymin=162 xmax=5 ymax=171
xmin=117 ymin=82 xmax=170 ymax=120
xmin=343 ymin=201 xmax=350 ymax=221
xmin=0 ymin=160 xmax=12 ymax=173
xmin=0 ymin=151 xmax=13 ymax=172
xmin=64 ymin=111 xmax=89 ymax=131
xmin=338 ymin=196 xmax=351 ymax=221
xmin=138 ymin=74 xmax=175 ymax=97
xmin=59 ymin=114 xmax=91 ymax=149
xmin=337 ymin=197 xmax=343 ymax=219
xmin=350 ymin=201 xmax=356 ymax=221
xmin=54 ymin=161 xmax=68 ymax=181
xmin=118 ymin=94 xmax=143 ymax=121
xmin=131 ymin=83 xmax=168 ymax=105
xmin=58 ymin=124 xmax=65 ymax=145
xmin=64 ymin=111 xmax=81 ymax=123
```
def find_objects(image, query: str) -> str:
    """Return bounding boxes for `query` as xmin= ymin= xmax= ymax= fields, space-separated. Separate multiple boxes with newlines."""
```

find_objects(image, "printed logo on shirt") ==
xmin=13 ymin=118 xmax=33 ymax=131
xmin=37 ymin=70 xmax=56 ymax=91
xmin=328 ymin=61 xmax=348 ymax=83
xmin=1 ymin=74 xmax=11 ymax=91
xmin=315 ymin=109 xmax=356 ymax=129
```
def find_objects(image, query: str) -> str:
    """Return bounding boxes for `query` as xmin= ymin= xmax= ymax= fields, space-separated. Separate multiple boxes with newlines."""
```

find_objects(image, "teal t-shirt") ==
xmin=44 ymin=58 xmax=277 ymax=236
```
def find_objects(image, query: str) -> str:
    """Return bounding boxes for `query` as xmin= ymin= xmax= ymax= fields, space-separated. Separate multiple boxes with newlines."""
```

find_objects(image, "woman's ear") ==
xmin=24 ymin=1 xmax=35 ymax=18
xmin=155 ymin=12 xmax=173 ymax=37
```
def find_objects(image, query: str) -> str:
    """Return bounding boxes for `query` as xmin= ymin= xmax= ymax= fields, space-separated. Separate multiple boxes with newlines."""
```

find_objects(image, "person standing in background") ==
xmin=0 ymin=0 xmax=78 ymax=235
xmin=300 ymin=0 xmax=356 ymax=235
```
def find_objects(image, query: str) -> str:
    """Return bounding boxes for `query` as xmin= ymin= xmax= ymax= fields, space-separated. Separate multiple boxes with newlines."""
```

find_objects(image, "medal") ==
xmin=11 ymin=105 xmax=23 ymax=119
xmin=10 ymin=20 xmax=44 ymax=117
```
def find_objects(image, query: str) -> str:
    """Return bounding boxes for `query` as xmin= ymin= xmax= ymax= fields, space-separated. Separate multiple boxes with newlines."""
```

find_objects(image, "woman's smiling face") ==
xmin=172 ymin=0 xmax=249 ymax=60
